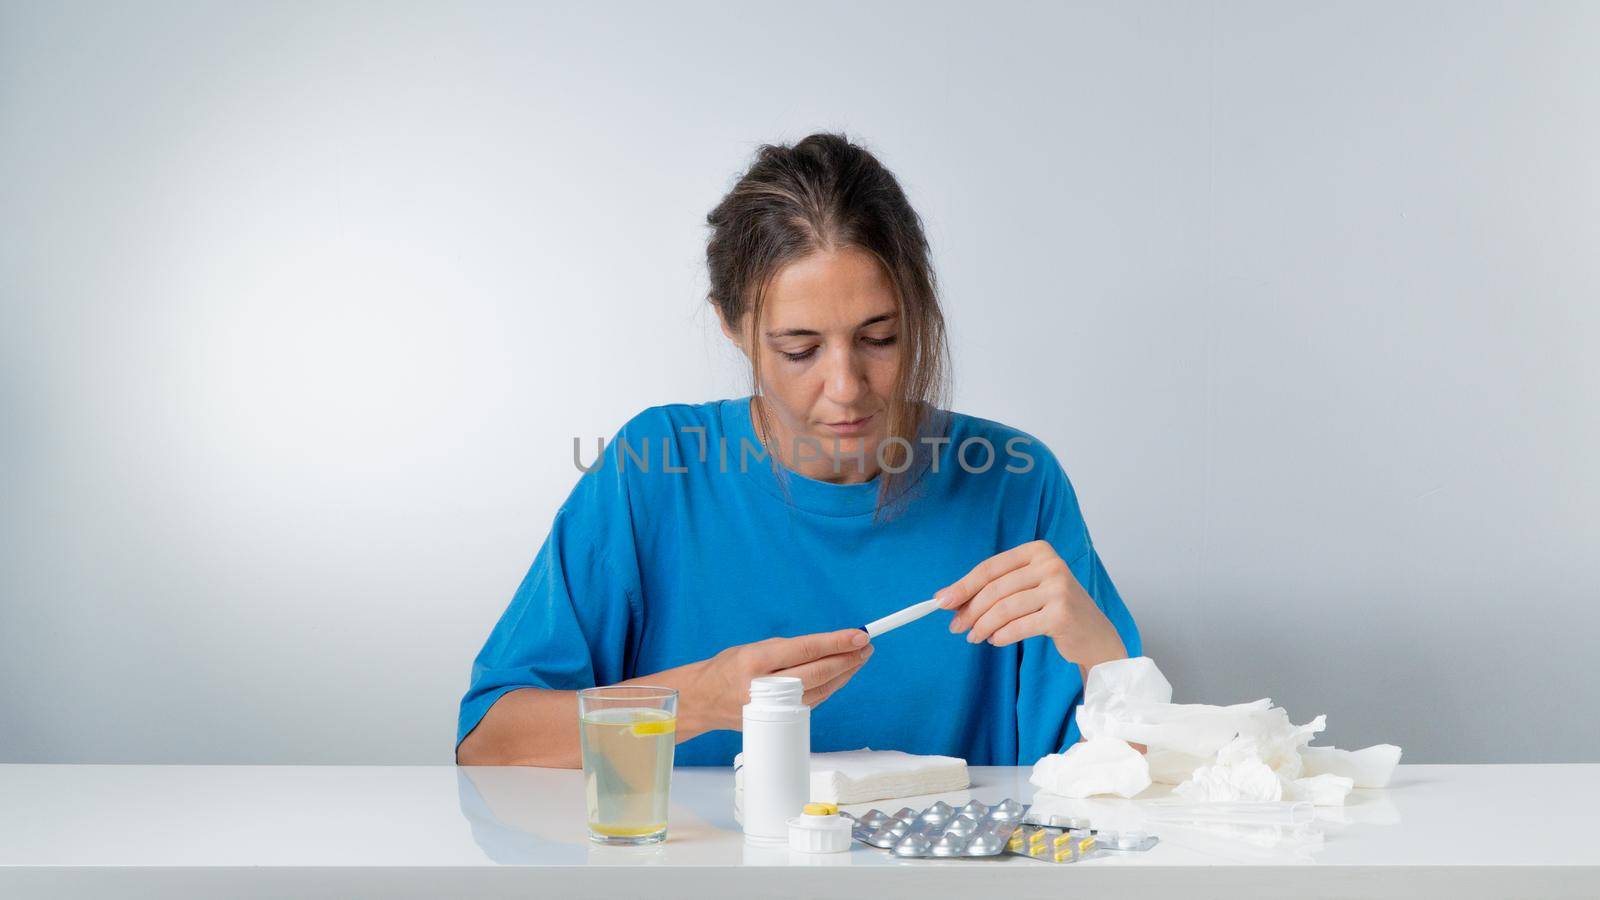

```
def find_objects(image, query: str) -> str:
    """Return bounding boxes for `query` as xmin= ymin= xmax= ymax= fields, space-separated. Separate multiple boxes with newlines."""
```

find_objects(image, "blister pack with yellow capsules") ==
xmin=1021 ymin=812 xmax=1161 ymax=854
xmin=1007 ymin=824 xmax=1100 ymax=863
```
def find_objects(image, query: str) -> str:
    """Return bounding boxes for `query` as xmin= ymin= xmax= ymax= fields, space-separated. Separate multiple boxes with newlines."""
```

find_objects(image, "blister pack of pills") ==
xmin=1008 ymin=824 xmax=1098 ymax=863
xmin=1022 ymin=812 xmax=1161 ymax=854
xmin=843 ymin=799 xmax=1028 ymax=857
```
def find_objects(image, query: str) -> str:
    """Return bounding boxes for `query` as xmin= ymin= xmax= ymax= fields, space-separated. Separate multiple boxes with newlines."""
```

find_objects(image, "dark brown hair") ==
xmin=705 ymin=132 xmax=950 ymax=517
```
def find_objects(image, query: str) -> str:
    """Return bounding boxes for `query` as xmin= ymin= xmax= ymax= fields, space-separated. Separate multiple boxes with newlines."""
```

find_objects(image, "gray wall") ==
xmin=2 ymin=1 xmax=1595 ymax=765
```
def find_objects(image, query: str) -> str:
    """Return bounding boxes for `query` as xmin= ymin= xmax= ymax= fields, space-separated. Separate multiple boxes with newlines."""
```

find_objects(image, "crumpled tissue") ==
xmin=1300 ymin=743 xmax=1403 ymax=788
xmin=1029 ymin=657 xmax=1401 ymax=806
xmin=1030 ymin=738 xmax=1151 ymax=799
xmin=1171 ymin=739 xmax=1284 ymax=802
xmin=1289 ymin=773 xmax=1358 ymax=806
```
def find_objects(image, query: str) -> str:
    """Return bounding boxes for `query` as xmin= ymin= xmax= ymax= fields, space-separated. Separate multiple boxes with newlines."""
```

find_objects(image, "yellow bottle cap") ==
xmin=802 ymin=803 xmax=839 ymax=816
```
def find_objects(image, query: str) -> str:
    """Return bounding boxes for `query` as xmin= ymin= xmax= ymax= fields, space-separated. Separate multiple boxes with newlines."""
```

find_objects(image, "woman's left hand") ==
xmin=936 ymin=540 xmax=1127 ymax=671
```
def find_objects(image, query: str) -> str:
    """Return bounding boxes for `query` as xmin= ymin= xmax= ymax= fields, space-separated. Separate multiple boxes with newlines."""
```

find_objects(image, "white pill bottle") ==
xmin=740 ymin=676 xmax=810 ymax=845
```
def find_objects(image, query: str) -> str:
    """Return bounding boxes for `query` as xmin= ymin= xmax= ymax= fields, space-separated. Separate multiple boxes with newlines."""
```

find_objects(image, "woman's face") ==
xmin=721 ymin=244 xmax=901 ymax=483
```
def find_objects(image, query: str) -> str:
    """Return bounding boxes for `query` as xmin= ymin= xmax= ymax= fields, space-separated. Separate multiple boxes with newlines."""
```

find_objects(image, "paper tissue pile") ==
xmin=1031 ymin=657 xmax=1401 ymax=807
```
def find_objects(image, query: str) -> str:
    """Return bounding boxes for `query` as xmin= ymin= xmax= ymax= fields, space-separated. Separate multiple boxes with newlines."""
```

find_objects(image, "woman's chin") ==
xmin=807 ymin=433 xmax=883 ymax=470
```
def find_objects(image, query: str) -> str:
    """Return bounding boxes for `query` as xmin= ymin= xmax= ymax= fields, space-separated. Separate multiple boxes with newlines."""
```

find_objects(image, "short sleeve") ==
xmin=1014 ymin=443 xmax=1142 ymax=760
xmin=455 ymin=426 xmax=646 ymax=750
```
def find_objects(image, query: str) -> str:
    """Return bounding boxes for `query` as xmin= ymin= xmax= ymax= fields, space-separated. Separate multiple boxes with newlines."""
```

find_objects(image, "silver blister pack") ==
xmin=843 ymin=799 xmax=1028 ymax=857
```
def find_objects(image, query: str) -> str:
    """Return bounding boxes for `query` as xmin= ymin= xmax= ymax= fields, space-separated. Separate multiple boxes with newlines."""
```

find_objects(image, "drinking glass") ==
xmin=576 ymin=685 xmax=678 ymax=845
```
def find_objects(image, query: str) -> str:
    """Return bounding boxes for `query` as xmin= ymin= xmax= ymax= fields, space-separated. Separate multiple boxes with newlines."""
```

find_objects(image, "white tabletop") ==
xmin=1 ymin=763 xmax=1596 ymax=899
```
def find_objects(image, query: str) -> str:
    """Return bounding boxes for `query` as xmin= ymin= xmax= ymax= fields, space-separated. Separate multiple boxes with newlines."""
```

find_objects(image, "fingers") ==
xmin=801 ymin=656 xmax=868 ymax=707
xmin=966 ymin=586 xmax=1048 ymax=644
xmin=763 ymin=628 xmax=869 ymax=669
xmin=776 ymin=645 xmax=874 ymax=690
xmin=986 ymin=607 xmax=1053 ymax=647
xmin=935 ymin=543 xmax=1036 ymax=611
xmin=949 ymin=565 xmax=1040 ymax=634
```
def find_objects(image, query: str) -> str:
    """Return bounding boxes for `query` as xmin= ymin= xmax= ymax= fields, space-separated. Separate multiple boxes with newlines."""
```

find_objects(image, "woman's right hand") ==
xmin=687 ymin=629 xmax=874 ymax=731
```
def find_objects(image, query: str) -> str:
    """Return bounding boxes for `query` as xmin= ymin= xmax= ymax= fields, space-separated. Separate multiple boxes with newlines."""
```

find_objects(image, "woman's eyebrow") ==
xmin=764 ymin=312 xmax=898 ymax=339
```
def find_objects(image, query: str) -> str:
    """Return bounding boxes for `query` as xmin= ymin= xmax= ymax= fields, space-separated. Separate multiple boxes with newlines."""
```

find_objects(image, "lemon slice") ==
xmin=629 ymin=716 xmax=676 ymax=737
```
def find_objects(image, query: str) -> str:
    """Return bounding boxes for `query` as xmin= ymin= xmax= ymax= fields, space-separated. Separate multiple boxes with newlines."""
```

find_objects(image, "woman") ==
xmin=457 ymin=133 xmax=1139 ymax=768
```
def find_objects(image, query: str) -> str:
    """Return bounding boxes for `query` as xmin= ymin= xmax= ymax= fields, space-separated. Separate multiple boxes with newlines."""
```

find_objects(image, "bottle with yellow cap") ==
xmin=787 ymin=803 xmax=853 ymax=853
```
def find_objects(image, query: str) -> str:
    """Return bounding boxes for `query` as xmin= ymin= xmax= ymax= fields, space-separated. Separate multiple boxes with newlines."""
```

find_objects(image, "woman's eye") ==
xmin=776 ymin=336 xmax=894 ymax=361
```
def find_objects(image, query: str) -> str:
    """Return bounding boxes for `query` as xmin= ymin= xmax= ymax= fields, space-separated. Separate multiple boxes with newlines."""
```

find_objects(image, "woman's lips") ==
xmin=822 ymin=413 xmax=875 ymax=435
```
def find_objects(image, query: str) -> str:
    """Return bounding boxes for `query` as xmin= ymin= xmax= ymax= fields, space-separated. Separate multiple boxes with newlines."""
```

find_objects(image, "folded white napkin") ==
xmin=734 ymin=748 xmax=970 ymax=809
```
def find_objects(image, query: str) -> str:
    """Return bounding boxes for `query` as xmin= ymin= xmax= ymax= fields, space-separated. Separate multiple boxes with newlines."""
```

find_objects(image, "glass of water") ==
xmin=577 ymin=685 xmax=678 ymax=845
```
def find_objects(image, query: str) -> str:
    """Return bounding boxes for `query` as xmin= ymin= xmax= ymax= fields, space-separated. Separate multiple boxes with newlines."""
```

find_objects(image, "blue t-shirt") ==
xmin=457 ymin=397 xmax=1140 ymax=766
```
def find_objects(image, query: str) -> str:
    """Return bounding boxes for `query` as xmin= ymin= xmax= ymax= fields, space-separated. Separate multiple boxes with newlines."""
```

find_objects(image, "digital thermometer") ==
xmin=862 ymin=598 xmax=944 ymax=639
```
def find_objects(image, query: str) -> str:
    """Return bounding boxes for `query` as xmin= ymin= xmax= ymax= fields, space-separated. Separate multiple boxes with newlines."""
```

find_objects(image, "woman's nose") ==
xmin=821 ymin=345 xmax=868 ymax=405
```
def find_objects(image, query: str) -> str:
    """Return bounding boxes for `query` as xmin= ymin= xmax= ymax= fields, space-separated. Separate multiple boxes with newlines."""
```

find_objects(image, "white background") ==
xmin=2 ymin=1 xmax=1596 ymax=764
